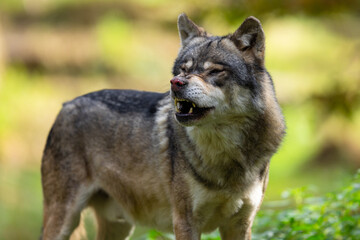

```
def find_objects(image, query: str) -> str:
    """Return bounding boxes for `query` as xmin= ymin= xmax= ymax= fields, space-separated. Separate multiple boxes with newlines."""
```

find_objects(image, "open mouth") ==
xmin=174 ymin=98 xmax=213 ymax=123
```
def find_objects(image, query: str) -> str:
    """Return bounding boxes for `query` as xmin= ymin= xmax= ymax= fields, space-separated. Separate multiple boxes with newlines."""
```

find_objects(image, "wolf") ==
xmin=41 ymin=13 xmax=285 ymax=240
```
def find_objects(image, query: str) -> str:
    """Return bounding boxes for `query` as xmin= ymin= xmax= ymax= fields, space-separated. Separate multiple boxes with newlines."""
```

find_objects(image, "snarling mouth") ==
xmin=174 ymin=98 xmax=213 ymax=123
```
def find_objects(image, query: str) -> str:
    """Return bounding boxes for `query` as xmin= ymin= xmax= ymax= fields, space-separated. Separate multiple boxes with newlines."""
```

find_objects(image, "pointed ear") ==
xmin=177 ymin=13 xmax=206 ymax=48
xmin=230 ymin=16 xmax=265 ymax=62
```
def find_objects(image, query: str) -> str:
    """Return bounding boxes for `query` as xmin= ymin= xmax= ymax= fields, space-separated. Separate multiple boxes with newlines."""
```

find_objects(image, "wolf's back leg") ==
xmin=41 ymin=150 xmax=95 ymax=240
xmin=41 ymin=125 xmax=96 ymax=240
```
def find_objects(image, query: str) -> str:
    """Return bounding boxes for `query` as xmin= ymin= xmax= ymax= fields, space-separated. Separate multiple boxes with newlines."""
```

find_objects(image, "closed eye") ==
xmin=208 ymin=68 xmax=224 ymax=75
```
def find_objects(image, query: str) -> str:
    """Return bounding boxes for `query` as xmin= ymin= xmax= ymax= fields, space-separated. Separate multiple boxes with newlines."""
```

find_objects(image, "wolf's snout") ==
xmin=170 ymin=77 xmax=188 ymax=91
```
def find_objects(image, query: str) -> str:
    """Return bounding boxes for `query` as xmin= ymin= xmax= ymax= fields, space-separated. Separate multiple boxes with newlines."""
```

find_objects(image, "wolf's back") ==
xmin=41 ymin=89 xmax=171 ymax=187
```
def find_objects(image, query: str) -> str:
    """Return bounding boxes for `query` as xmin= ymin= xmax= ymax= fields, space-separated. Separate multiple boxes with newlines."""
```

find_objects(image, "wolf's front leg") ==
xmin=173 ymin=216 xmax=200 ymax=240
xmin=171 ymin=181 xmax=200 ymax=240
xmin=219 ymin=203 xmax=259 ymax=240
xmin=171 ymin=200 xmax=200 ymax=240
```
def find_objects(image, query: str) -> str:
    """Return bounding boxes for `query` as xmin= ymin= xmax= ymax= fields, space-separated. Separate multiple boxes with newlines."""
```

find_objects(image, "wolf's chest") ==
xmin=187 ymin=176 xmax=245 ymax=232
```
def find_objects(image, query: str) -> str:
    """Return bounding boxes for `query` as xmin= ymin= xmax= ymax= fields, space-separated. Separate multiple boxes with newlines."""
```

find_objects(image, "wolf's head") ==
xmin=170 ymin=13 xmax=269 ymax=126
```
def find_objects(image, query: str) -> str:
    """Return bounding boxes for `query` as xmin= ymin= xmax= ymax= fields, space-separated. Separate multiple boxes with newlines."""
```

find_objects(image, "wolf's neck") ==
xmin=185 ymin=122 xmax=250 ymax=166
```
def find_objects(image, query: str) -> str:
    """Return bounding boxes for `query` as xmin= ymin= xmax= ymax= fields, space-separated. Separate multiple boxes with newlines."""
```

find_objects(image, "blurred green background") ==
xmin=0 ymin=0 xmax=359 ymax=239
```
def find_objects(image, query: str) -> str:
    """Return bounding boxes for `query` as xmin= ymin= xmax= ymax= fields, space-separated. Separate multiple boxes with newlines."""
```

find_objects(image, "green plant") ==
xmin=253 ymin=169 xmax=360 ymax=240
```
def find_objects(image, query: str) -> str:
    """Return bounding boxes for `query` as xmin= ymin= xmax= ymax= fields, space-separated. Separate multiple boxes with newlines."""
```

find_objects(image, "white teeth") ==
xmin=175 ymin=99 xmax=181 ymax=113
xmin=174 ymin=98 xmax=196 ymax=114
xmin=177 ymin=102 xmax=181 ymax=112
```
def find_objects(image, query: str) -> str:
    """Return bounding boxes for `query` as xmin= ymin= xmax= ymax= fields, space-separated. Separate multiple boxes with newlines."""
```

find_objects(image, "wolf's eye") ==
xmin=208 ymin=69 xmax=224 ymax=75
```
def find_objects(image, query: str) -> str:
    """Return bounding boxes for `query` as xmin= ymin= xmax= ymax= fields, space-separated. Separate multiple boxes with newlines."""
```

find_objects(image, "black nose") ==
xmin=170 ymin=77 xmax=188 ymax=91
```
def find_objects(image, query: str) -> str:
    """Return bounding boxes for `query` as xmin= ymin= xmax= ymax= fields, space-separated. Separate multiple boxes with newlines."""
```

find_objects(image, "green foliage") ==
xmin=147 ymin=230 xmax=174 ymax=240
xmin=255 ymin=170 xmax=360 ymax=239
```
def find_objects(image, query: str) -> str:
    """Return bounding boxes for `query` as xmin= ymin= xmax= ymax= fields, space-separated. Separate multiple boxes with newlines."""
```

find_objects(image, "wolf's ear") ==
xmin=230 ymin=16 xmax=265 ymax=62
xmin=177 ymin=13 xmax=206 ymax=48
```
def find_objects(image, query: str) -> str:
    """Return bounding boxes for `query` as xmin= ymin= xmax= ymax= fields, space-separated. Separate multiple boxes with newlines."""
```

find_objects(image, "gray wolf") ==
xmin=41 ymin=13 xmax=285 ymax=240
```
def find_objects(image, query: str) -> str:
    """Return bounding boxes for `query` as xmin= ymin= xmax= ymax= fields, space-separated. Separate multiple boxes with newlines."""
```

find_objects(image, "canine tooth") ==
xmin=175 ymin=99 xmax=180 ymax=112
xmin=189 ymin=107 xmax=193 ymax=114
xmin=192 ymin=102 xmax=196 ymax=108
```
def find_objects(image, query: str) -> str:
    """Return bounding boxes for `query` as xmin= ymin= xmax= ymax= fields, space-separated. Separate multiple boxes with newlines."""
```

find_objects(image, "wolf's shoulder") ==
xmin=64 ymin=89 xmax=170 ymax=116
